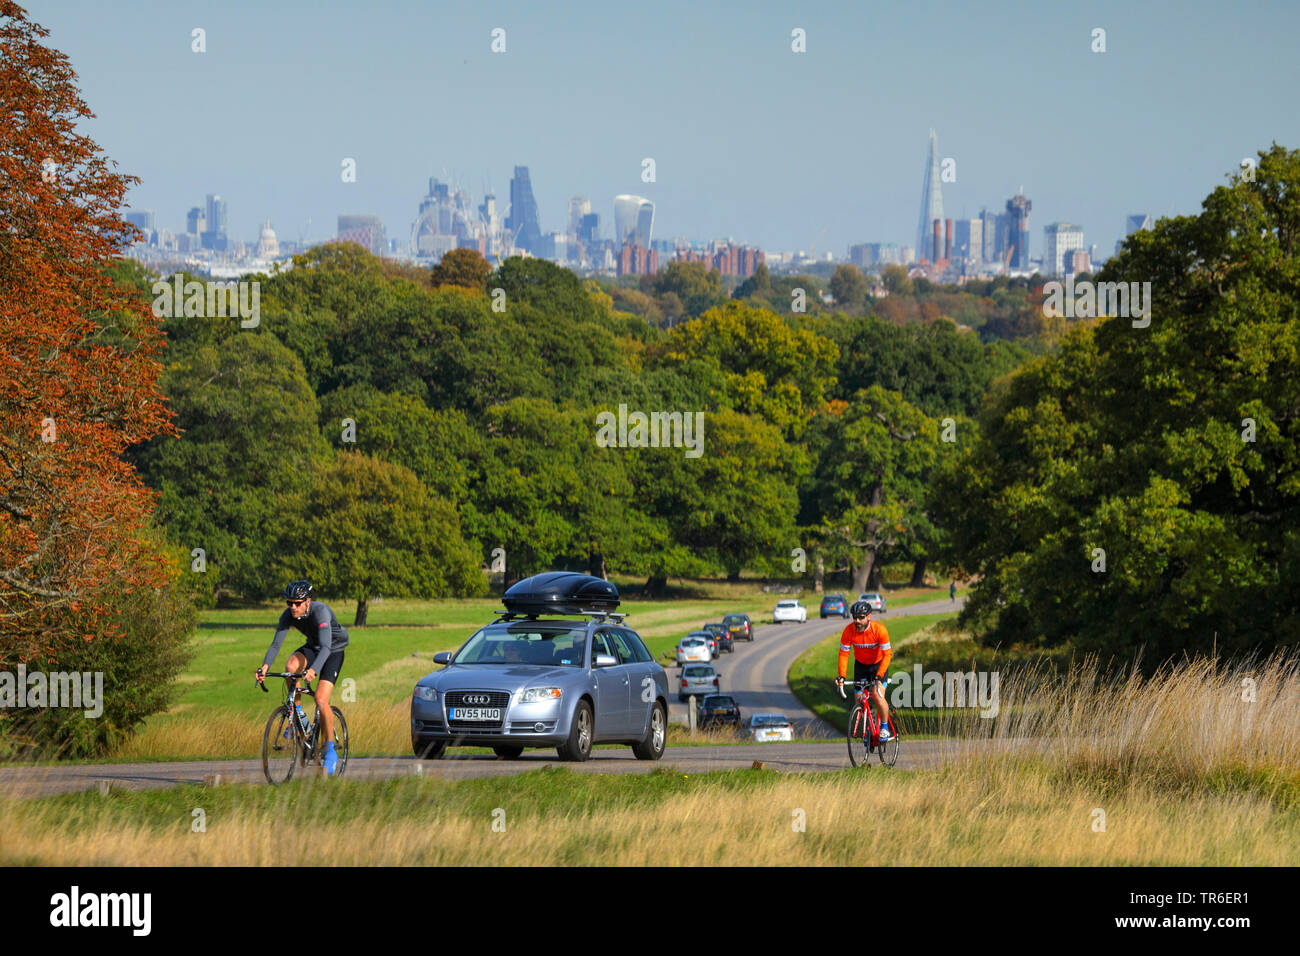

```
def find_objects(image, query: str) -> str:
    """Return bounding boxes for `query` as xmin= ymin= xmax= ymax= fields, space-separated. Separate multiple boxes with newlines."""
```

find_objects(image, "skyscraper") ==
xmin=1005 ymin=192 xmax=1032 ymax=270
xmin=980 ymin=209 xmax=1000 ymax=263
xmin=614 ymin=195 xmax=654 ymax=247
xmin=954 ymin=218 xmax=983 ymax=263
xmin=506 ymin=166 xmax=542 ymax=253
xmin=567 ymin=197 xmax=591 ymax=238
xmin=1043 ymin=222 xmax=1085 ymax=276
xmin=915 ymin=129 xmax=944 ymax=263
xmin=201 ymin=194 xmax=228 ymax=250
xmin=337 ymin=215 xmax=385 ymax=257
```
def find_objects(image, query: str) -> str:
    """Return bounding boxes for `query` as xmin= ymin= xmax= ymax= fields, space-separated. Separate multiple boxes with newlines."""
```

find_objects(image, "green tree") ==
xmin=829 ymin=264 xmax=868 ymax=313
xmin=880 ymin=264 xmax=913 ymax=296
xmin=290 ymin=451 xmax=484 ymax=626
xmin=430 ymin=248 xmax=491 ymax=290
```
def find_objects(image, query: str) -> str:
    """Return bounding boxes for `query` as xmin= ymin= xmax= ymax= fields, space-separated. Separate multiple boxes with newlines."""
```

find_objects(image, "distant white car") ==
xmin=750 ymin=713 xmax=794 ymax=742
xmin=773 ymin=599 xmax=807 ymax=624
xmin=676 ymin=636 xmax=712 ymax=666
xmin=679 ymin=664 xmax=720 ymax=702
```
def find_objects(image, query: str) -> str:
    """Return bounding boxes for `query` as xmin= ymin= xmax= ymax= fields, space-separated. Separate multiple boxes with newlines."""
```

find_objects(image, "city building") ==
xmin=1005 ymin=192 xmax=1032 ymax=270
xmin=537 ymin=231 xmax=569 ymax=262
xmin=1066 ymin=248 xmax=1092 ymax=276
xmin=915 ymin=129 xmax=944 ymax=263
xmin=410 ymin=178 xmax=486 ymax=260
xmin=954 ymin=218 xmax=983 ymax=263
xmin=185 ymin=206 xmax=206 ymax=238
xmin=337 ymin=214 xmax=386 ymax=257
xmin=567 ymin=197 xmax=590 ymax=239
xmin=1115 ymin=213 xmax=1152 ymax=256
xmin=672 ymin=241 xmax=764 ymax=277
xmin=1043 ymin=221 xmax=1085 ymax=276
xmin=124 ymin=209 xmax=155 ymax=243
xmin=201 ymin=194 xmax=228 ymax=251
xmin=617 ymin=240 xmax=658 ymax=276
xmin=613 ymin=195 xmax=654 ymax=248
xmin=255 ymin=219 xmax=279 ymax=259
xmin=506 ymin=166 xmax=542 ymax=253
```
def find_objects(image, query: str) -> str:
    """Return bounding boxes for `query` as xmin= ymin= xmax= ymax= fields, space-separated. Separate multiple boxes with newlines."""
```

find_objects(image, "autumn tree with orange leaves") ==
xmin=0 ymin=1 xmax=176 ymax=667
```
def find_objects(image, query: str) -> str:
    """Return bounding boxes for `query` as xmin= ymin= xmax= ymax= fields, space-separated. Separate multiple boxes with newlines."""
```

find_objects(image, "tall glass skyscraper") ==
xmin=614 ymin=195 xmax=654 ymax=247
xmin=1006 ymin=192 xmax=1032 ymax=270
xmin=506 ymin=166 xmax=542 ymax=253
xmin=915 ymin=129 xmax=944 ymax=263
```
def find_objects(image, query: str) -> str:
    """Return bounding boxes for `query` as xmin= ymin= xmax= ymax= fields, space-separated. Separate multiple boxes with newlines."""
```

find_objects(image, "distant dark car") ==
xmin=703 ymin=622 xmax=733 ymax=653
xmin=722 ymin=613 xmax=754 ymax=643
xmin=820 ymin=594 xmax=849 ymax=618
xmin=698 ymin=694 xmax=741 ymax=730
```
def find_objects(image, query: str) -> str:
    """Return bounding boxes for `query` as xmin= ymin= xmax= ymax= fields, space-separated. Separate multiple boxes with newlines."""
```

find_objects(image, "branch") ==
xmin=0 ymin=568 xmax=76 ymax=600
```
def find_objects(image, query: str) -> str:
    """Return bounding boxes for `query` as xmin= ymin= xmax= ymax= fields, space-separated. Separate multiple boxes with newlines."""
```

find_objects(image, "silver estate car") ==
xmin=411 ymin=615 xmax=669 ymax=762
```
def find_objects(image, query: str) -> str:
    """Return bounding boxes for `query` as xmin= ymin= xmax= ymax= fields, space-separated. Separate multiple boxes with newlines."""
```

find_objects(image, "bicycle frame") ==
xmin=842 ymin=678 xmax=896 ymax=744
xmin=261 ymin=671 xmax=319 ymax=757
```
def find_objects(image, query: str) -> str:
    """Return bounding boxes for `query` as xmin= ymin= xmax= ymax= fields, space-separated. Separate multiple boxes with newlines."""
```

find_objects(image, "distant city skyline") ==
xmin=28 ymin=0 xmax=1299 ymax=260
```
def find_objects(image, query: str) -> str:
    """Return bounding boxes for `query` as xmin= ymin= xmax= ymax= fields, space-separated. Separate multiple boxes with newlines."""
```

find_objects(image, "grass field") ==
xmin=102 ymin=582 xmax=953 ymax=761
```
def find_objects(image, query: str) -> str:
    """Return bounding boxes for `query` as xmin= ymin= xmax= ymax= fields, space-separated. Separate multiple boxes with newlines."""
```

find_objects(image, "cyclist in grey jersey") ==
xmin=256 ymin=580 xmax=348 ymax=774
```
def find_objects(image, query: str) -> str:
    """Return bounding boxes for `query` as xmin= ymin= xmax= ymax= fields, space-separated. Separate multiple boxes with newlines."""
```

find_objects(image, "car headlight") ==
xmin=413 ymin=685 xmax=438 ymax=702
xmin=520 ymin=687 xmax=562 ymax=703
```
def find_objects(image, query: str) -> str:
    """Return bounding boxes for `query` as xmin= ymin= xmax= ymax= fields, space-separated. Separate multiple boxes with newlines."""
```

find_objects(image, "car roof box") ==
xmin=503 ymin=572 xmax=620 ymax=616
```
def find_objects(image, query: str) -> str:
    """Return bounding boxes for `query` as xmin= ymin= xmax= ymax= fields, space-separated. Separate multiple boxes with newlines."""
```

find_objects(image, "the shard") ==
xmin=914 ymin=129 xmax=944 ymax=264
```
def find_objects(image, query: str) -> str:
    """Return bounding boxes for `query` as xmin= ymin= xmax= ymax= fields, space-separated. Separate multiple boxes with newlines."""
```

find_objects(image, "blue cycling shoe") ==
xmin=322 ymin=742 xmax=338 ymax=775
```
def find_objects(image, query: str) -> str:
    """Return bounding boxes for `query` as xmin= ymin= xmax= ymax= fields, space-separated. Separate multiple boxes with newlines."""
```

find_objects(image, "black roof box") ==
xmin=503 ymin=572 xmax=620 ymax=616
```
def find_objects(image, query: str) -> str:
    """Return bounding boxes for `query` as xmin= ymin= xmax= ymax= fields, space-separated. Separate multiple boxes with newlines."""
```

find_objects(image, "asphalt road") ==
xmin=0 ymin=594 xmax=967 ymax=799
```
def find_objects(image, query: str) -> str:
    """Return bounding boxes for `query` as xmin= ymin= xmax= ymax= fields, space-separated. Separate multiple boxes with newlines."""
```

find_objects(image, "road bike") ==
xmin=258 ymin=671 xmax=349 ymax=784
xmin=839 ymin=677 xmax=899 ymax=768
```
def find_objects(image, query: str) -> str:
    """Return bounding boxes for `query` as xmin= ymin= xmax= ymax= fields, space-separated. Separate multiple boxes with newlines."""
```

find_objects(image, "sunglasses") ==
xmin=852 ymin=614 xmax=869 ymax=620
xmin=286 ymin=599 xmax=307 ymax=607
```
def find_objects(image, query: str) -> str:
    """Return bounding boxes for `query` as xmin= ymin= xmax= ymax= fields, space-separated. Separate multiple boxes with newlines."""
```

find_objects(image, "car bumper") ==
xmin=410 ymin=697 xmax=572 ymax=747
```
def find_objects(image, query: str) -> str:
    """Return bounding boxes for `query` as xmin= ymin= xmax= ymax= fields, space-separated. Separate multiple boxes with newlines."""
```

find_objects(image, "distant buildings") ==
xmin=255 ymin=219 xmax=279 ymax=259
xmin=617 ymin=241 xmax=658 ymax=276
xmin=954 ymin=218 xmax=983 ymax=264
xmin=1115 ymin=213 xmax=1152 ymax=255
xmin=1043 ymin=221 xmax=1085 ymax=276
xmin=1005 ymin=193 xmax=1032 ymax=271
xmin=337 ymin=214 xmax=386 ymax=257
xmin=201 ymin=194 xmax=228 ymax=251
xmin=672 ymin=242 xmax=764 ymax=277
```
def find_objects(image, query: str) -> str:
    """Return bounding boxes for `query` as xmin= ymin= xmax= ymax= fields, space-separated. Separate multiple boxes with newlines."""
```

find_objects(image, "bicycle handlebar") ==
xmin=257 ymin=671 xmax=312 ymax=693
xmin=836 ymin=677 xmax=884 ymax=699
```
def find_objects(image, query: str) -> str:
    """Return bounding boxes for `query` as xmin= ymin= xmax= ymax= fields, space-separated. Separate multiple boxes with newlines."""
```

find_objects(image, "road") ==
xmin=0 ymin=594 xmax=966 ymax=799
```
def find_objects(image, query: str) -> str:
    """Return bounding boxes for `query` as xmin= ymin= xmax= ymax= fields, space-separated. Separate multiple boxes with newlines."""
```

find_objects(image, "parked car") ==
xmin=857 ymin=592 xmax=887 ymax=613
xmin=749 ymin=713 xmax=794 ymax=742
xmin=703 ymin=622 xmax=733 ymax=653
xmin=698 ymin=694 xmax=741 ymax=730
xmin=679 ymin=663 xmax=720 ymax=702
xmin=722 ymin=612 xmax=754 ymax=643
xmin=410 ymin=572 xmax=668 ymax=762
xmin=820 ymin=594 xmax=849 ymax=618
xmin=773 ymin=599 xmax=807 ymax=623
xmin=676 ymin=635 xmax=713 ymax=665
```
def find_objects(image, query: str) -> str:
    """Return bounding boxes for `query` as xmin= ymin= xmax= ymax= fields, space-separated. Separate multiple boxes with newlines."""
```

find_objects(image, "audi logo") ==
xmin=463 ymin=694 xmax=491 ymax=705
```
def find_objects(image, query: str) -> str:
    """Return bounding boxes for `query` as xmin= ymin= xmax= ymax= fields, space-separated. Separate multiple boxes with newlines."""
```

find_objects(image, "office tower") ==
xmin=185 ymin=206 xmax=206 ymax=236
xmin=506 ymin=166 xmax=542 ymax=253
xmin=980 ymin=209 xmax=999 ymax=263
xmin=1066 ymin=249 xmax=1092 ymax=276
xmin=205 ymin=195 xmax=228 ymax=236
xmin=1043 ymin=222 xmax=1085 ymax=276
xmin=125 ymin=210 xmax=155 ymax=233
xmin=1125 ymin=214 xmax=1152 ymax=235
xmin=932 ymin=220 xmax=942 ymax=264
xmin=567 ymin=197 xmax=590 ymax=238
xmin=1005 ymin=193 xmax=1032 ymax=270
xmin=614 ymin=195 xmax=654 ymax=247
xmin=337 ymin=214 xmax=385 ymax=256
xmin=944 ymin=219 xmax=953 ymax=261
xmin=578 ymin=213 xmax=599 ymax=245
xmin=955 ymin=218 xmax=983 ymax=262
xmin=914 ymin=129 xmax=944 ymax=263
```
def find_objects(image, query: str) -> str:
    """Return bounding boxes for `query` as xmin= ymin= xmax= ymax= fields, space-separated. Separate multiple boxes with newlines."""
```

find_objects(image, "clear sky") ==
xmin=22 ymin=0 xmax=1300 ymax=259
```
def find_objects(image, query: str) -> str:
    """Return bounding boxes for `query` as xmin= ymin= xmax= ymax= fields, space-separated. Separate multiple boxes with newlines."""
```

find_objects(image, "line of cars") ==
xmin=818 ymin=591 xmax=887 ymax=618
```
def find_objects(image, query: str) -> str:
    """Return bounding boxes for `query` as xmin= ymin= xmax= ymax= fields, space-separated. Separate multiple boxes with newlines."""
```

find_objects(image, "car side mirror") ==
xmin=594 ymin=654 xmax=618 ymax=668
xmin=432 ymin=651 xmax=452 ymax=666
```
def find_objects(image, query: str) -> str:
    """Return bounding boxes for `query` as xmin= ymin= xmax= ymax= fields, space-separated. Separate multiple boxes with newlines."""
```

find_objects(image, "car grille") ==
xmin=444 ymin=690 xmax=511 ymax=728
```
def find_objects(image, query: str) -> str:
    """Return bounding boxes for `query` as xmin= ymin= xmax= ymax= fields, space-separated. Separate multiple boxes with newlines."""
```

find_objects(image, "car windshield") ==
xmin=454 ymin=623 xmax=587 ymax=666
xmin=753 ymin=715 xmax=789 ymax=726
xmin=777 ymin=601 xmax=797 ymax=608
xmin=683 ymin=666 xmax=714 ymax=677
xmin=723 ymin=615 xmax=745 ymax=625
xmin=681 ymin=638 xmax=703 ymax=646
xmin=705 ymin=696 xmax=735 ymax=707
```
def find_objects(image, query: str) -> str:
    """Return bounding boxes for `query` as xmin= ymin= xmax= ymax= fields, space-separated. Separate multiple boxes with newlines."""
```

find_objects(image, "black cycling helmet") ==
xmin=283 ymin=579 xmax=314 ymax=601
xmin=850 ymin=600 xmax=871 ymax=618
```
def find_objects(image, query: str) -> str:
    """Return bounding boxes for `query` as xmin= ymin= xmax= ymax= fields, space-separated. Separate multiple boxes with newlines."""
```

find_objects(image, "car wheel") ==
xmin=492 ymin=745 xmax=524 ymax=759
xmin=631 ymin=702 xmax=666 ymax=760
xmin=557 ymin=700 xmax=593 ymax=762
xmin=413 ymin=739 xmax=446 ymax=759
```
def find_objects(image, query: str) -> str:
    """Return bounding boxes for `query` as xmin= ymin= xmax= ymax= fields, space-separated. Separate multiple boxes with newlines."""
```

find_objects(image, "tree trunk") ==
xmin=726 ymin=568 xmax=741 ymax=582
xmin=643 ymin=572 xmax=668 ymax=598
xmin=588 ymin=552 xmax=607 ymax=580
xmin=354 ymin=595 xmax=369 ymax=628
xmin=851 ymin=558 xmax=871 ymax=594
xmin=909 ymin=558 xmax=927 ymax=588
xmin=814 ymin=553 xmax=824 ymax=594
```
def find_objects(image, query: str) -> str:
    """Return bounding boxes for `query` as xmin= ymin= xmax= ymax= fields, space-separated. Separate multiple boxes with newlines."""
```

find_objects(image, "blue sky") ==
xmin=24 ymin=0 xmax=1300 ymax=258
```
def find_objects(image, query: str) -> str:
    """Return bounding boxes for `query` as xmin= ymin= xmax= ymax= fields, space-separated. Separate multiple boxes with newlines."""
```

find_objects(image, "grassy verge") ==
xmin=4 ymin=754 xmax=1295 ymax=865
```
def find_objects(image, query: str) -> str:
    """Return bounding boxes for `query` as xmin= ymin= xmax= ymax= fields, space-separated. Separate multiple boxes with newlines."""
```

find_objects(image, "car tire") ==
xmin=557 ymin=700 xmax=593 ymax=762
xmin=632 ymin=702 xmax=667 ymax=760
xmin=492 ymin=745 xmax=524 ymax=759
xmin=413 ymin=739 xmax=446 ymax=759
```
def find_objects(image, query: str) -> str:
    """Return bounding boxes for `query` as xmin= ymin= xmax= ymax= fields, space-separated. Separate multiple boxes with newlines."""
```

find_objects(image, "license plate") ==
xmin=449 ymin=707 xmax=501 ymax=721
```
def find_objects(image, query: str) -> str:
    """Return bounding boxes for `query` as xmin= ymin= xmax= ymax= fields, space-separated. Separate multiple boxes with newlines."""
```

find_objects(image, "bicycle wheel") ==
xmin=262 ymin=706 xmax=298 ymax=785
xmin=329 ymin=705 xmax=349 ymax=777
xmin=846 ymin=704 xmax=871 ymax=768
xmin=877 ymin=716 xmax=899 ymax=767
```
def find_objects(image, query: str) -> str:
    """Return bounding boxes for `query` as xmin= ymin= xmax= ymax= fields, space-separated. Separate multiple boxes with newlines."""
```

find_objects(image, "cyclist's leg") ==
xmin=852 ymin=660 xmax=876 ymax=733
xmin=286 ymin=650 xmax=309 ymax=691
xmin=315 ymin=648 xmax=345 ymax=743
xmin=870 ymin=681 xmax=891 ymax=730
